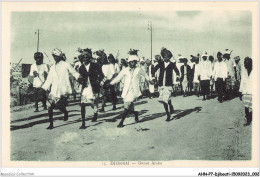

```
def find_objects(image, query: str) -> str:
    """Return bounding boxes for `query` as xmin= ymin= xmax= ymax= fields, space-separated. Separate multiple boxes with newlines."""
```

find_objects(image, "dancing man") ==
xmin=152 ymin=47 xmax=180 ymax=121
xmin=78 ymin=48 xmax=105 ymax=129
xmin=42 ymin=48 xmax=81 ymax=129
xmin=108 ymin=49 xmax=153 ymax=128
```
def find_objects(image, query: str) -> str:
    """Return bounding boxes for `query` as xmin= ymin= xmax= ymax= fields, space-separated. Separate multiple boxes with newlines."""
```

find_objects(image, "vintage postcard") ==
xmin=1 ymin=1 xmax=259 ymax=171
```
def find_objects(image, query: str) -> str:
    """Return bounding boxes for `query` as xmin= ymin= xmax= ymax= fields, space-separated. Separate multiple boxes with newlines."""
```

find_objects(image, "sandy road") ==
xmin=10 ymin=95 xmax=251 ymax=161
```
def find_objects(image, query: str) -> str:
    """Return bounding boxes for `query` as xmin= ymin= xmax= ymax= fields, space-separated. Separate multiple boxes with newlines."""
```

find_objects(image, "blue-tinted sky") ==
xmin=11 ymin=11 xmax=252 ymax=64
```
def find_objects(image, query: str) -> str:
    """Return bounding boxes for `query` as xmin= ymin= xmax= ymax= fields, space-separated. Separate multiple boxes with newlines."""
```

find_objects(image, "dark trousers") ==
xmin=215 ymin=78 xmax=226 ymax=101
xmin=200 ymin=80 xmax=210 ymax=96
xmin=104 ymin=85 xmax=117 ymax=105
xmin=35 ymin=88 xmax=47 ymax=110
xmin=47 ymin=96 xmax=68 ymax=128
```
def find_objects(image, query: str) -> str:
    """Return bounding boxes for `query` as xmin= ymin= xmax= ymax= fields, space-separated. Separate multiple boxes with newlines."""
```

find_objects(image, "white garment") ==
xmin=164 ymin=61 xmax=170 ymax=68
xmin=148 ymin=65 xmax=154 ymax=93
xmin=213 ymin=61 xmax=228 ymax=80
xmin=239 ymin=69 xmax=252 ymax=94
xmin=198 ymin=60 xmax=212 ymax=80
xmin=29 ymin=63 xmax=49 ymax=88
xmin=81 ymin=63 xmax=94 ymax=100
xmin=193 ymin=63 xmax=200 ymax=83
xmin=225 ymin=59 xmax=235 ymax=78
xmin=111 ymin=67 xmax=150 ymax=102
xmin=102 ymin=63 xmax=119 ymax=80
xmin=42 ymin=60 xmax=80 ymax=98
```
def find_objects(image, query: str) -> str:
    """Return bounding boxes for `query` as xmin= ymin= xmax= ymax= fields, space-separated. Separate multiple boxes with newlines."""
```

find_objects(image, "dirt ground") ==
xmin=10 ymin=95 xmax=251 ymax=161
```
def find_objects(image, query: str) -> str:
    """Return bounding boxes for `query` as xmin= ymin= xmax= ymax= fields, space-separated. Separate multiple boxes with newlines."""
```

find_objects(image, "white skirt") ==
xmin=81 ymin=86 xmax=95 ymax=104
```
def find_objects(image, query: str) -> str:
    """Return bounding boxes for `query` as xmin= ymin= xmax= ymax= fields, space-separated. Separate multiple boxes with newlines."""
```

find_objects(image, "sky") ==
xmin=11 ymin=11 xmax=252 ymax=64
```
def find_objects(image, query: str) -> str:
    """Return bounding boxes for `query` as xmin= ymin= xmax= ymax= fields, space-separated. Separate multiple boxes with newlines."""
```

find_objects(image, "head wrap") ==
xmin=201 ymin=51 xmax=208 ymax=58
xmin=224 ymin=49 xmax=232 ymax=55
xmin=128 ymin=55 xmax=139 ymax=62
xmin=78 ymin=48 xmax=92 ymax=62
xmin=52 ymin=48 xmax=63 ymax=57
xmin=161 ymin=47 xmax=173 ymax=59
xmin=128 ymin=49 xmax=139 ymax=56
xmin=108 ymin=54 xmax=116 ymax=63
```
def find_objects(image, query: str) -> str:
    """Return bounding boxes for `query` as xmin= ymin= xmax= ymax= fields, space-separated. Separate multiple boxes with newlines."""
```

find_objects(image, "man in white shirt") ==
xmin=108 ymin=49 xmax=154 ymax=128
xmin=42 ymin=48 xmax=81 ymax=129
xmin=100 ymin=53 xmax=119 ymax=112
xmin=213 ymin=52 xmax=227 ymax=103
xmin=29 ymin=52 xmax=49 ymax=112
xmin=198 ymin=51 xmax=212 ymax=101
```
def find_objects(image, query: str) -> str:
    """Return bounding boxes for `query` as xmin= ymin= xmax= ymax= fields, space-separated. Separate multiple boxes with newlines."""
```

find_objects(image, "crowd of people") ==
xmin=28 ymin=47 xmax=253 ymax=129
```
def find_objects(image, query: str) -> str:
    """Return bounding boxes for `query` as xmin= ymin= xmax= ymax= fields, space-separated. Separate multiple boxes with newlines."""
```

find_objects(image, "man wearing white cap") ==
xmin=108 ymin=49 xmax=153 ymax=128
xmin=223 ymin=49 xmax=235 ymax=100
xmin=198 ymin=51 xmax=212 ymax=100
xmin=213 ymin=52 xmax=228 ymax=103
xmin=42 ymin=48 xmax=81 ymax=129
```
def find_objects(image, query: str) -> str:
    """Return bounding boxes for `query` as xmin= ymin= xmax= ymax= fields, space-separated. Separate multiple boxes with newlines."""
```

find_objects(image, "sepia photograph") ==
xmin=1 ymin=1 xmax=259 ymax=175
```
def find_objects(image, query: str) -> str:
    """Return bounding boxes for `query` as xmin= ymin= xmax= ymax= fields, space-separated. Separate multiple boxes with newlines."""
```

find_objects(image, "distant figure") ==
xmin=240 ymin=57 xmax=252 ymax=126
xmin=213 ymin=52 xmax=227 ymax=103
xmin=190 ymin=55 xmax=200 ymax=97
xmin=152 ymin=47 xmax=180 ymax=121
xmin=42 ymin=48 xmax=81 ymax=129
xmin=209 ymin=55 xmax=215 ymax=97
xmin=146 ymin=59 xmax=155 ymax=98
xmin=29 ymin=52 xmax=49 ymax=112
xmin=139 ymin=58 xmax=149 ymax=97
xmin=223 ymin=49 xmax=235 ymax=100
xmin=198 ymin=51 xmax=212 ymax=100
xmin=180 ymin=58 xmax=192 ymax=97
xmin=101 ymin=53 xmax=119 ymax=111
xmin=233 ymin=56 xmax=242 ymax=97
xmin=119 ymin=58 xmax=128 ymax=96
